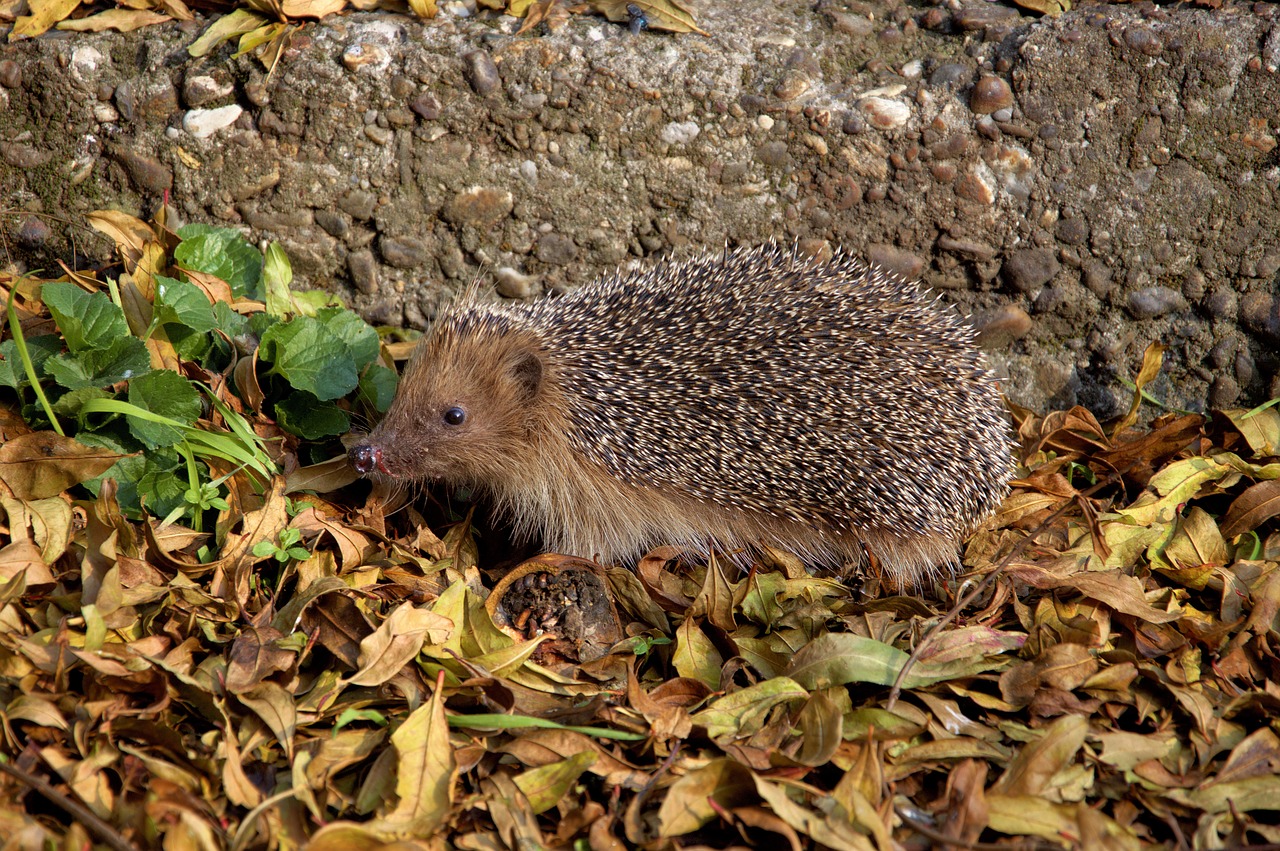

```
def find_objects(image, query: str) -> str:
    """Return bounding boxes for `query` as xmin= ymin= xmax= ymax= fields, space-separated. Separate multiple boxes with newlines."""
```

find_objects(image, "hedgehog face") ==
xmin=349 ymin=315 xmax=547 ymax=488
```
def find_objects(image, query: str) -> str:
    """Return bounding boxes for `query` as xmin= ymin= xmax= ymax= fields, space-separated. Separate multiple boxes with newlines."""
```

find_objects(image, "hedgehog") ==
xmin=348 ymin=244 xmax=1013 ymax=587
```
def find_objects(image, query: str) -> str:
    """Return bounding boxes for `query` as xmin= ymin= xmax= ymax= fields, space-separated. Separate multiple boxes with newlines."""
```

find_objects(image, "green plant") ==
xmin=0 ymin=212 xmax=398 ymax=529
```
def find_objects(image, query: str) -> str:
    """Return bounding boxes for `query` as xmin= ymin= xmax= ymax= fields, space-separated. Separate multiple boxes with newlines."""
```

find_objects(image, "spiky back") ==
xmin=505 ymin=243 xmax=1012 ymax=541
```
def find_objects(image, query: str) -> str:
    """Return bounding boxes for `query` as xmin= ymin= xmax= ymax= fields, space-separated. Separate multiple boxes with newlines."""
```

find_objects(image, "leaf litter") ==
xmin=1 ymin=212 xmax=1280 ymax=849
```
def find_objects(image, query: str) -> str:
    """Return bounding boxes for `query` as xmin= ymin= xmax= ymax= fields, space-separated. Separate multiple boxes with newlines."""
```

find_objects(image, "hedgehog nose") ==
xmin=348 ymin=444 xmax=382 ymax=475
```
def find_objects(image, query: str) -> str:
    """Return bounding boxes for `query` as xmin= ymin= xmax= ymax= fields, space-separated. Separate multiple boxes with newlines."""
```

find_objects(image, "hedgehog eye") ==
xmin=443 ymin=406 xmax=466 ymax=426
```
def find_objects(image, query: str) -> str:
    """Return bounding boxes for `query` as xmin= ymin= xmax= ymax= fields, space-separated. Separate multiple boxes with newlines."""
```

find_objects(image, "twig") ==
xmin=0 ymin=757 xmax=140 ymax=851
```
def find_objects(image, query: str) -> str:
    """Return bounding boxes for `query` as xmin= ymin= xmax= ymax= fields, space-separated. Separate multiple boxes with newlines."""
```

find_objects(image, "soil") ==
xmin=2 ymin=0 xmax=1279 ymax=415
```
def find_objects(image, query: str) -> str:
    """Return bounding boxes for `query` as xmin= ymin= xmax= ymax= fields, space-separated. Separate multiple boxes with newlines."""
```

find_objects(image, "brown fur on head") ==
xmin=352 ymin=307 xmax=554 ymax=489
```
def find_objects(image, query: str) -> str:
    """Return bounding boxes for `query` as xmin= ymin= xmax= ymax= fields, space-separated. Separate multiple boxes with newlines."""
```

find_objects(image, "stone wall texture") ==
xmin=3 ymin=0 xmax=1280 ymax=415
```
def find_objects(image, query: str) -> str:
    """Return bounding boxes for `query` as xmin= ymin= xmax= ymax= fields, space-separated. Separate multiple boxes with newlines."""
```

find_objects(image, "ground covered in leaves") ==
xmin=2 ymin=216 xmax=1280 ymax=850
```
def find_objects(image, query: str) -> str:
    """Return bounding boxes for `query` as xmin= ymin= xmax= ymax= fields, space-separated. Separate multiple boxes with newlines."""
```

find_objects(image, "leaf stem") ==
xmin=5 ymin=285 xmax=64 ymax=436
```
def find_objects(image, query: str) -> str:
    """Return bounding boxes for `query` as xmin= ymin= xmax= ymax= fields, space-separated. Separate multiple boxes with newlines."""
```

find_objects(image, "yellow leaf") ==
xmin=56 ymin=8 xmax=170 ymax=31
xmin=376 ymin=684 xmax=456 ymax=833
xmin=10 ymin=0 xmax=79 ymax=40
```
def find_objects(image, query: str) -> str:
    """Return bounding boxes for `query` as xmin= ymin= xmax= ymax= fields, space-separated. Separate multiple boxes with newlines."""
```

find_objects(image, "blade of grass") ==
xmin=77 ymin=397 xmax=275 ymax=481
xmin=5 ymin=286 xmax=64 ymax=436
xmin=447 ymin=713 xmax=647 ymax=742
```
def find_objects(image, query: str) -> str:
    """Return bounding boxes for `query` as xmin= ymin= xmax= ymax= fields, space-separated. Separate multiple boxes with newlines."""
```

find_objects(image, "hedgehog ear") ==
xmin=508 ymin=349 xmax=544 ymax=402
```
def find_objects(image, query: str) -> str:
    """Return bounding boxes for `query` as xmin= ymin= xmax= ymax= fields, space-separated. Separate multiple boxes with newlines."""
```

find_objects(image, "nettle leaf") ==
xmin=126 ymin=369 xmax=202 ymax=449
xmin=360 ymin=364 xmax=400 ymax=413
xmin=45 ymin=336 xmax=151 ymax=390
xmin=168 ymin=324 xmax=219 ymax=363
xmin=154 ymin=275 xmax=218 ymax=333
xmin=318 ymin=307 xmax=380 ymax=369
xmin=274 ymin=390 xmax=350 ymax=439
xmin=214 ymin=301 xmax=250 ymax=338
xmin=176 ymin=224 xmax=264 ymax=300
xmin=0 ymin=335 xmax=61 ymax=390
xmin=41 ymin=282 xmax=129 ymax=353
xmin=52 ymin=386 xmax=112 ymax=419
xmin=259 ymin=316 xmax=359 ymax=401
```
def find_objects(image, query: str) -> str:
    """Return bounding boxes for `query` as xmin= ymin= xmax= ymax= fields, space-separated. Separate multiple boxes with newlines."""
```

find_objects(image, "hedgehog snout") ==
xmin=348 ymin=443 xmax=387 ymax=476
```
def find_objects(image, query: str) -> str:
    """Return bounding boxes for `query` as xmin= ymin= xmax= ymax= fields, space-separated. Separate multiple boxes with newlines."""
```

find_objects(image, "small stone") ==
xmin=519 ymin=160 xmax=538 ymax=184
xmin=315 ymin=210 xmax=350 ymax=238
xmin=111 ymin=147 xmax=172 ymax=193
xmin=93 ymin=103 xmax=119 ymax=124
xmin=68 ymin=47 xmax=102 ymax=87
xmin=970 ymin=75 xmax=1013 ymax=115
xmin=1204 ymin=288 xmax=1237 ymax=320
xmin=1123 ymin=27 xmax=1163 ymax=56
xmin=955 ymin=169 xmax=995 ymax=204
xmin=1001 ymin=248 xmax=1060 ymax=294
xmin=494 ymin=266 xmax=536 ymax=299
xmin=756 ymin=140 xmax=790 ymax=168
xmin=1181 ymin=269 xmax=1206 ymax=302
xmin=463 ymin=50 xmax=501 ymax=96
xmin=858 ymin=97 xmax=910 ymax=130
xmin=338 ymin=189 xmax=377 ymax=220
xmin=342 ymin=42 xmax=392 ymax=74
xmin=348 ymin=250 xmax=379 ymax=294
xmin=16 ymin=216 xmax=51 ymax=249
xmin=829 ymin=12 xmax=872 ymax=36
xmin=1210 ymin=375 xmax=1240 ymax=408
xmin=536 ymin=233 xmax=578 ymax=265
xmin=865 ymin=244 xmax=925 ymax=280
xmin=660 ymin=121 xmax=700 ymax=144
xmin=937 ymin=236 xmax=996 ymax=261
xmin=409 ymin=92 xmax=441 ymax=120
xmin=758 ymin=114 xmax=775 ymax=131
xmin=1237 ymin=350 xmax=1257 ymax=387
xmin=0 ymin=142 xmax=52 ymax=169
xmin=1209 ymin=336 xmax=1237 ymax=369
xmin=1240 ymin=292 xmax=1280 ymax=342
xmin=183 ymin=73 xmax=235 ymax=108
xmin=901 ymin=60 xmax=923 ymax=79
xmin=444 ymin=186 xmax=514 ymax=229
xmin=1126 ymin=286 xmax=1187 ymax=319
xmin=1083 ymin=262 xmax=1112 ymax=298
xmin=953 ymin=3 xmax=1020 ymax=34
xmin=773 ymin=71 xmax=810 ymax=101
xmin=1054 ymin=217 xmax=1088 ymax=245
xmin=364 ymin=125 xmax=392 ymax=144
xmin=114 ymin=78 xmax=178 ymax=123
xmin=974 ymin=305 xmax=1032 ymax=349
xmin=0 ymin=59 xmax=21 ymax=89
xmin=380 ymin=235 xmax=430 ymax=268
xmin=183 ymin=105 xmax=243 ymax=139
xmin=929 ymin=63 xmax=971 ymax=89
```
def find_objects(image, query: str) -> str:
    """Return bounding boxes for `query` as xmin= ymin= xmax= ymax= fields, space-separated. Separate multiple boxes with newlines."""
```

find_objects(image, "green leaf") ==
xmin=78 ymin=436 xmax=182 ymax=518
xmin=274 ymin=390 xmax=350 ymax=439
xmin=167 ymin=324 xmax=218 ymax=363
xmin=45 ymin=337 xmax=151 ymax=390
xmin=690 ymin=677 xmax=809 ymax=739
xmin=154 ymin=275 xmax=217 ymax=333
xmin=359 ymin=364 xmax=400 ymax=413
xmin=262 ymin=242 xmax=294 ymax=318
xmin=213 ymin=301 xmax=250 ymax=338
xmin=41 ymin=282 xmax=129 ymax=353
xmin=785 ymin=633 xmax=914 ymax=689
xmin=52 ymin=386 xmax=113 ymax=419
xmin=318 ymin=307 xmax=380 ymax=369
xmin=175 ymin=224 xmax=263 ymax=300
xmin=126 ymin=370 xmax=202 ymax=449
xmin=259 ymin=317 xmax=359 ymax=401
xmin=0 ymin=335 xmax=61 ymax=390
